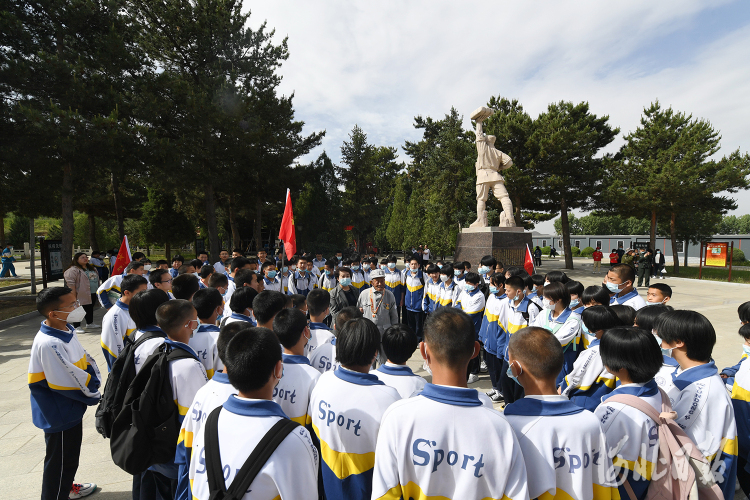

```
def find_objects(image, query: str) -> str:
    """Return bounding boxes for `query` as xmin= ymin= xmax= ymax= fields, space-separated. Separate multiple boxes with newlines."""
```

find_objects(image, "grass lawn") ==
xmin=664 ymin=265 xmax=750 ymax=284
xmin=0 ymin=279 xmax=29 ymax=287
xmin=0 ymin=296 xmax=37 ymax=321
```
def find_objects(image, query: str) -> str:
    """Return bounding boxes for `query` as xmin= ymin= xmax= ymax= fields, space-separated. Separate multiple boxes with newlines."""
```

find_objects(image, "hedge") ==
xmin=580 ymin=246 xmax=595 ymax=257
xmin=570 ymin=246 xmax=581 ymax=257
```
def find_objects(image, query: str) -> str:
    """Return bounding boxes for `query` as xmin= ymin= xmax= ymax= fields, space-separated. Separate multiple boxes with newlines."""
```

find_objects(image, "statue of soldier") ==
xmin=469 ymin=106 xmax=516 ymax=228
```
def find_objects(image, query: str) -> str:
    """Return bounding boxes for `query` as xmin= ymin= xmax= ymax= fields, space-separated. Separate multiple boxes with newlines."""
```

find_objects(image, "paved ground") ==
xmin=1 ymin=257 xmax=748 ymax=499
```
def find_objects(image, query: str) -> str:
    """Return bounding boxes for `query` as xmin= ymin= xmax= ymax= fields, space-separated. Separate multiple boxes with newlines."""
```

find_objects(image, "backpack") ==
xmin=109 ymin=342 xmax=195 ymax=475
xmin=204 ymin=406 xmax=300 ymax=500
xmin=95 ymin=330 xmax=165 ymax=438
xmin=521 ymin=299 xmax=541 ymax=323
xmin=607 ymin=388 xmax=723 ymax=500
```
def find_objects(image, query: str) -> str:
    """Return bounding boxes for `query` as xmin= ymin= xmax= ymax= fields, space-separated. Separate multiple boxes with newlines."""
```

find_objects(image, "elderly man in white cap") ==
xmin=357 ymin=268 xmax=399 ymax=365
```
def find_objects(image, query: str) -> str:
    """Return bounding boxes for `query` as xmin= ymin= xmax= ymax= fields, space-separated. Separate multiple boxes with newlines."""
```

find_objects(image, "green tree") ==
xmin=295 ymin=152 xmax=345 ymax=253
xmin=340 ymin=125 xmax=378 ymax=251
xmin=385 ymin=176 xmax=409 ymax=251
xmin=140 ymin=188 xmax=196 ymax=260
xmin=718 ymin=215 xmax=750 ymax=234
xmin=529 ymin=101 xmax=619 ymax=269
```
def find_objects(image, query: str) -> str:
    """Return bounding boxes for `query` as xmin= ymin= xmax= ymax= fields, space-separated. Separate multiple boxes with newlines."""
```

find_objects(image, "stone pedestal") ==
xmin=454 ymin=227 xmax=532 ymax=267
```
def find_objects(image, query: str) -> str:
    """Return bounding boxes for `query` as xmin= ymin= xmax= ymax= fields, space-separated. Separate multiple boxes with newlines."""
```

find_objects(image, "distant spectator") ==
xmin=64 ymin=252 xmax=100 ymax=333
xmin=1 ymin=243 xmax=18 ymax=277
xmin=549 ymin=246 xmax=558 ymax=258
xmin=592 ymin=247 xmax=603 ymax=274
xmin=533 ymin=246 xmax=542 ymax=267
xmin=652 ymin=249 xmax=666 ymax=279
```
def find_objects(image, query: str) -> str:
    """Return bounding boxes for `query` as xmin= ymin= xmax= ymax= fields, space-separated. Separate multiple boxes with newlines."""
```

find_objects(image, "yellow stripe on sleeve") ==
xmin=732 ymin=383 xmax=750 ymax=402
xmin=28 ymin=372 xmax=46 ymax=384
xmin=612 ymin=456 xmax=654 ymax=481
xmin=206 ymin=369 xmax=214 ymax=380
xmin=100 ymin=340 xmax=118 ymax=359
xmin=174 ymin=400 xmax=190 ymax=416
xmin=406 ymin=284 xmax=424 ymax=292
xmin=593 ymin=483 xmax=621 ymax=500
xmin=312 ymin=423 xmax=375 ymax=479
xmin=290 ymin=414 xmax=307 ymax=425
xmin=379 ymin=481 xmax=511 ymax=500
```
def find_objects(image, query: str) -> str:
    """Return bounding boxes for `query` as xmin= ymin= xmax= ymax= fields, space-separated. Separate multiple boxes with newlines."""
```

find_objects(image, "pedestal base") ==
xmin=454 ymin=227 xmax=532 ymax=267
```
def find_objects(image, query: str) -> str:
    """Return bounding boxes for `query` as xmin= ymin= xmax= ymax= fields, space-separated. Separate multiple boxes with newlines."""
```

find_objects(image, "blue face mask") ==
xmin=464 ymin=284 xmax=475 ymax=293
xmin=506 ymin=362 xmax=521 ymax=386
xmin=340 ymin=277 xmax=352 ymax=287
xmin=337 ymin=256 xmax=342 ymax=260
xmin=478 ymin=266 xmax=490 ymax=275
xmin=570 ymin=298 xmax=580 ymax=309
xmin=489 ymin=286 xmax=498 ymax=295
xmin=743 ymin=345 xmax=750 ymax=357
xmin=388 ymin=263 xmax=396 ymax=269
xmin=605 ymin=281 xmax=621 ymax=293
xmin=351 ymin=265 xmax=360 ymax=271
xmin=267 ymin=270 xmax=277 ymax=279
xmin=437 ymin=264 xmax=443 ymax=269
xmin=325 ymin=270 xmax=332 ymax=276
xmin=454 ymin=269 xmax=461 ymax=277
xmin=282 ymin=266 xmax=288 ymax=273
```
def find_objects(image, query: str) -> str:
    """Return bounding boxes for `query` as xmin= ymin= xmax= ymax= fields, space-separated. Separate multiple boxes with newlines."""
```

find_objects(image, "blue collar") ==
xmin=549 ymin=307 xmax=573 ymax=324
xmin=440 ymin=281 xmax=455 ymax=290
xmin=377 ymin=364 xmax=415 ymax=376
xmin=212 ymin=372 xmax=231 ymax=385
xmin=309 ymin=322 xmax=331 ymax=331
xmin=466 ymin=286 xmax=481 ymax=297
xmin=527 ymin=291 xmax=537 ymax=299
xmin=611 ymin=290 xmax=638 ymax=305
xmin=671 ymin=361 xmax=717 ymax=390
xmin=663 ymin=355 xmax=679 ymax=367
xmin=420 ymin=384 xmax=483 ymax=407
xmin=264 ymin=277 xmax=278 ymax=285
xmin=198 ymin=324 xmax=220 ymax=333
xmin=504 ymin=398 xmax=585 ymax=416
xmin=140 ymin=325 xmax=167 ymax=335
xmin=230 ymin=313 xmax=255 ymax=324
xmin=572 ymin=306 xmax=585 ymax=315
xmin=602 ymin=380 xmax=658 ymax=401
xmin=589 ymin=339 xmax=601 ymax=348
xmin=513 ymin=296 xmax=532 ymax=313
xmin=223 ymin=395 xmax=288 ymax=418
xmin=40 ymin=321 xmax=74 ymax=342
xmin=408 ymin=270 xmax=423 ymax=279
xmin=282 ymin=354 xmax=310 ymax=365
xmin=198 ymin=281 xmax=207 ymax=289
xmin=114 ymin=300 xmax=129 ymax=311
xmin=227 ymin=275 xmax=235 ymax=282
xmin=334 ymin=367 xmax=385 ymax=386
xmin=163 ymin=338 xmax=199 ymax=360
xmin=495 ymin=293 xmax=507 ymax=300
xmin=294 ymin=270 xmax=308 ymax=279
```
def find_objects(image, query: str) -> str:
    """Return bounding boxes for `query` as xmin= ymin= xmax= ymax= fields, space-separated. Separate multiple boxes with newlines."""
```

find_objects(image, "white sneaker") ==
xmin=86 ymin=323 xmax=101 ymax=329
xmin=485 ymin=389 xmax=497 ymax=397
xmin=69 ymin=482 xmax=97 ymax=499
xmin=479 ymin=361 xmax=488 ymax=373
xmin=467 ymin=374 xmax=479 ymax=384
xmin=74 ymin=327 xmax=86 ymax=334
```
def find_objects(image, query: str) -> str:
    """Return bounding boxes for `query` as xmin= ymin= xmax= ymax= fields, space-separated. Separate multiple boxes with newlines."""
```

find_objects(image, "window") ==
xmin=596 ymin=240 xmax=602 ymax=249
xmin=542 ymin=240 xmax=547 ymax=247
xmin=575 ymin=240 xmax=580 ymax=248
xmin=676 ymin=241 xmax=684 ymax=253
xmin=617 ymin=240 xmax=624 ymax=249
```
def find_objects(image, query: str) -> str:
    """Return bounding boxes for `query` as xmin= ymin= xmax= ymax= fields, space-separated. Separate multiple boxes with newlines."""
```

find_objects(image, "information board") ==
xmin=42 ymin=239 xmax=64 ymax=281
xmin=705 ymin=242 xmax=728 ymax=267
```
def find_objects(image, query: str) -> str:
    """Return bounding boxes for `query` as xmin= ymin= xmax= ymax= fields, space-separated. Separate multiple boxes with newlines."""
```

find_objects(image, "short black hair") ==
xmin=544 ymin=270 xmax=568 ymax=284
xmin=121 ymin=274 xmax=149 ymax=294
xmin=505 ymin=276 xmax=525 ymax=291
xmin=648 ymin=283 xmax=672 ymax=298
xmin=581 ymin=305 xmax=625 ymax=333
xmin=306 ymin=289 xmax=330 ymax=317
xmin=36 ymin=287 xmax=74 ymax=317
xmin=192 ymin=288 xmax=223 ymax=320
xmin=508 ymin=326 xmax=563 ymax=380
xmin=609 ymin=264 xmax=635 ymax=283
xmin=230 ymin=257 xmax=249 ymax=272
xmin=565 ymin=280 xmax=584 ymax=297
xmin=156 ymin=299 xmax=196 ymax=336
xmin=581 ymin=285 xmax=610 ymax=306
xmin=462 ymin=261 xmax=471 ymax=269
xmin=172 ymin=274 xmax=200 ymax=300
xmin=439 ymin=264 xmax=454 ymax=277
xmin=155 ymin=260 xmax=168 ymax=267
xmin=199 ymin=266 xmax=214 ymax=279
xmin=610 ymin=305 xmax=636 ymax=326
xmin=234 ymin=269 xmax=259 ymax=289
xmin=335 ymin=306 xmax=363 ymax=331
xmin=131 ymin=252 xmax=146 ymax=260
xmin=230 ymin=287 xmax=258 ymax=315
xmin=740 ymin=301 xmax=750 ymax=323
xmin=425 ymin=264 xmax=439 ymax=274
xmin=149 ymin=268 xmax=171 ymax=286
xmin=130 ymin=289 xmax=170 ymax=329
xmin=125 ymin=261 xmax=144 ymax=273
xmin=382 ymin=324 xmax=418 ymax=364
xmin=291 ymin=294 xmax=307 ymax=309
xmin=530 ymin=274 xmax=545 ymax=287
xmin=177 ymin=265 xmax=194 ymax=275
xmin=634 ymin=304 xmax=674 ymax=332
xmin=408 ymin=254 xmax=420 ymax=263
xmin=388 ymin=255 xmax=398 ymax=264
xmin=217 ymin=322 xmax=253 ymax=364
xmin=739 ymin=324 xmax=750 ymax=341
xmin=273 ymin=308 xmax=308 ymax=349
xmin=480 ymin=255 xmax=496 ymax=267
xmin=252 ymin=291 xmax=288 ymax=325
xmin=506 ymin=266 xmax=528 ymax=279
xmin=464 ymin=272 xmax=480 ymax=286
xmin=336 ymin=318 xmax=380 ymax=368
xmin=189 ymin=259 xmax=203 ymax=270
xmin=489 ymin=273 xmax=506 ymax=287
xmin=423 ymin=308 xmax=475 ymax=369
xmin=208 ymin=273 xmax=228 ymax=288
xmin=198 ymin=250 xmax=208 ymax=257
xmin=656 ymin=310 xmax=716 ymax=362
xmin=261 ymin=260 xmax=276 ymax=272
xmin=225 ymin=327 xmax=282 ymax=393
xmin=600 ymin=327 xmax=663 ymax=383
xmin=453 ymin=261 xmax=465 ymax=271
xmin=172 ymin=255 xmax=185 ymax=264
xmin=541 ymin=281 xmax=570 ymax=308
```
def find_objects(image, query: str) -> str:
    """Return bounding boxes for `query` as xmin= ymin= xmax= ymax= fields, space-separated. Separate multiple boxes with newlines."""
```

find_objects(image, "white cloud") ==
xmin=247 ymin=0 xmax=750 ymax=232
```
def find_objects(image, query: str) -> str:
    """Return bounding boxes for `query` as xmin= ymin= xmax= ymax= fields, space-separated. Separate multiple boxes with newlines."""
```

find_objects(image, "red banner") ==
xmin=278 ymin=189 xmax=296 ymax=260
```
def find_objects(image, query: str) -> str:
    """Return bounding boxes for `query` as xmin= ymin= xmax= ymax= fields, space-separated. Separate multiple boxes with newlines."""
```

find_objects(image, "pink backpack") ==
xmin=607 ymin=388 xmax=723 ymax=500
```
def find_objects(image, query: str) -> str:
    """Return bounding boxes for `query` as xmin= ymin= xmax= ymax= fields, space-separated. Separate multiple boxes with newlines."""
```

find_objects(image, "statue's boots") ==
xmin=469 ymin=210 xmax=488 ymax=228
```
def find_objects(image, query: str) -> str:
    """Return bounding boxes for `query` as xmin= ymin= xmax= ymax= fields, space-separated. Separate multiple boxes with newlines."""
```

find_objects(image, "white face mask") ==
xmin=143 ymin=264 xmax=152 ymax=271
xmin=543 ymin=299 xmax=555 ymax=310
xmin=56 ymin=305 xmax=86 ymax=324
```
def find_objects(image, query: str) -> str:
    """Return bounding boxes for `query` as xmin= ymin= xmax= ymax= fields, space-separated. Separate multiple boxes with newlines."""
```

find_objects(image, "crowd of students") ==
xmin=25 ymin=247 xmax=750 ymax=500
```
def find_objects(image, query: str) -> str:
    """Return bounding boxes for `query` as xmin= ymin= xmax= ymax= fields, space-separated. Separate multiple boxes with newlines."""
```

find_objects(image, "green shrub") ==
xmin=733 ymin=249 xmax=746 ymax=263
xmin=580 ymin=246 xmax=595 ymax=257
xmin=570 ymin=246 xmax=581 ymax=257
xmin=541 ymin=246 xmax=551 ymax=256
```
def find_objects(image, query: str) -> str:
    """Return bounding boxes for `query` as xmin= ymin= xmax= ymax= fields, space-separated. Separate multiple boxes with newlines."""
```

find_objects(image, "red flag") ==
xmin=111 ymin=235 xmax=132 ymax=276
xmin=278 ymin=189 xmax=296 ymax=260
xmin=524 ymin=243 xmax=535 ymax=276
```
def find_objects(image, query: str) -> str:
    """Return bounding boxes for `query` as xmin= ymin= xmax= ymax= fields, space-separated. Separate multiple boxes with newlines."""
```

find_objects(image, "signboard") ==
xmin=42 ymin=239 xmax=64 ymax=282
xmin=705 ymin=242 xmax=728 ymax=267
xmin=632 ymin=242 xmax=649 ymax=251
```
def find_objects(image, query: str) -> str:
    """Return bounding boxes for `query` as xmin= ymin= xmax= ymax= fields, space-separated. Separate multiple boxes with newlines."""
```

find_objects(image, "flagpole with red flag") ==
xmin=111 ymin=235 xmax=132 ymax=276
xmin=524 ymin=243 xmax=536 ymax=276
xmin=278 ymin=188 xmax=296 ymax=261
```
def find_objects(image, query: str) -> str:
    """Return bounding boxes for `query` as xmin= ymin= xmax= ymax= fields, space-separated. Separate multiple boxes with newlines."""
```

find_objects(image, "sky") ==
xmin=247 ymin=1 xmax=750 ymax=234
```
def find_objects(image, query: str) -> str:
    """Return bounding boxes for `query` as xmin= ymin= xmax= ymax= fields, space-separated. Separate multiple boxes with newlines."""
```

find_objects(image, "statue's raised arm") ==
xmin=468 ymin=106 xmax=516 ymax=228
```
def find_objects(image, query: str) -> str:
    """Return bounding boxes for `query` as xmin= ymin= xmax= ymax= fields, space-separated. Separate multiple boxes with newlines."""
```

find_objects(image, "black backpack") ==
xmin=204 ymin=406 xmax=300 ymax=500
xmin=95 ymin=330 xmax=165 ymax=438
xmin=521 ymin=299 xmax=542 ymax=323
xmin=109 ymin=342 xmax=194 ymax=475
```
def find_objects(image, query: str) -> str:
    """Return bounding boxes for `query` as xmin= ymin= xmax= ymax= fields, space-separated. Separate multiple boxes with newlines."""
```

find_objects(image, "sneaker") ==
xmin=485 ymin=389 xmax=497 ymax=397
xmin=86 ymin=323 xmax=101 ymax=329
xmin=74 ymin=327 xmax=86 ymax=335
xmin=467 ymin=373 xmax=479 ymax=384
xmin=69 ymin=483 xmax=97 ymax=499
xmin=490 ymin=392 xmax=505 ymax=402
xmin=479 ymin=361 xmax=488 ymax=373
